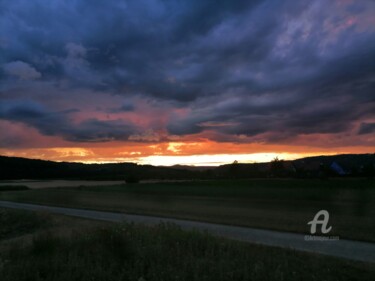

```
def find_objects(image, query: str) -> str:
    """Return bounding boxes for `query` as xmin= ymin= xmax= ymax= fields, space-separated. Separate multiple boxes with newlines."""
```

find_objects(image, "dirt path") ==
xmin=1 ymin=200 xmax=374 ymax=263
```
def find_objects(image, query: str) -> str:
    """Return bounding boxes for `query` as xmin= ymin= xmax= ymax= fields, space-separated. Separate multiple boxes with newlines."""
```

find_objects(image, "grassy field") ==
xmin=0 ymin=185 xmax=29 ymax=191
xmin=0 ymin=208 xmax=374 ymax=281
xmin=1 ymin=179 xmax=374 ymax=242
xmin=0 ymin=208 xmax=50 ymax=240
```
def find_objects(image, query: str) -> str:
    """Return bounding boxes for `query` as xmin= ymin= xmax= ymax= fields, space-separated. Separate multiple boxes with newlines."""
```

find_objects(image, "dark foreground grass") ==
xmin=0 ymin=208 xmax=50 ymax=240
xmin=1 ymin=179 xmax=374 ymax=242
xmin=1 ymin=222 xmax=374 ymax=281
xmin=0 ymin=185 xmax=29 ymax=191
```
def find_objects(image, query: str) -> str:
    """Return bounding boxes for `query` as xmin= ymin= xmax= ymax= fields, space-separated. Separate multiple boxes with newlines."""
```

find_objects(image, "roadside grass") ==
xmin=1 ymin=179 xmax=374 ymax=242
xmin=1 ymin=221 xmax=374 ymax=281
xmin=0 ymin=208 xmax=109 ymax=244
xmin=0 ymin=185 xmax=29 ymax=191
xmin=0 ymin=208 xmax=51 ymax=240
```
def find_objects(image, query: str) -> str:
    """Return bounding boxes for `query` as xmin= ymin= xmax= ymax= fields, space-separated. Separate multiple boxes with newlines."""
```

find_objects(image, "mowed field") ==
xmin=0 ymin=179 xmax=374 ymax=242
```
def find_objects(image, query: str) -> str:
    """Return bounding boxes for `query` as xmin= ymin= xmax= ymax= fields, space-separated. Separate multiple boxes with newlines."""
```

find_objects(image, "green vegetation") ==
xmin=124 ymin=174 xmax=140 ymax=184
xmin=0 ymin=208 xmax=50 ymax=240
xmin=1 ymin=179 xmax=374 ymax=242
xmin=1 ymin=219 xmax=374 ymax=281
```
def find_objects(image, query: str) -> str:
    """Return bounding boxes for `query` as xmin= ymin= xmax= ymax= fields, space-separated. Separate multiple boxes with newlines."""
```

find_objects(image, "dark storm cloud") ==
xmin=168 ymin=78 xmax=375 ymax=140
xmin=108 ymin=102 xmax=135 ymax=113
xmin=1 ymin=0 xmax=374 ymax=142
xmin=0 ymin=100 xmax=137 ymax=142
xmin=0 ymin=100 xmax=65 ymax=131
xmin=65 ymin=118 xmax=136 ymax=142
xmin=358 ymin=123 xmax=375 ymax=135
xmin=0 ymin=0 xmax=270 ymax=98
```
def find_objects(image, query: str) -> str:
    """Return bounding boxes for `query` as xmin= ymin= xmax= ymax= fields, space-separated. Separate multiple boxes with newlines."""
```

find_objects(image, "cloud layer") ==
xmin=0 ymin=0 xmax=374 ymax=159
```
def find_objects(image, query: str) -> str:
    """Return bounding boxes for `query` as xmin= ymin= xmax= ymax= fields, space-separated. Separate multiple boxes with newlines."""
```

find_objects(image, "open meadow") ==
xmin=1 ymin=178 xmax=374 ymax=242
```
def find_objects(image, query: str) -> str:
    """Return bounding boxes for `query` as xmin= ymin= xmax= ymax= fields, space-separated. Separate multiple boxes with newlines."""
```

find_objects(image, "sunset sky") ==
xmin=0 ymin=0 xmax=374 ymax=166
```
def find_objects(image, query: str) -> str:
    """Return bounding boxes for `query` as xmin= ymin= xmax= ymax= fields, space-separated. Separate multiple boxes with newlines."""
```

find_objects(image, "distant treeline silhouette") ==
xmin=0 ymin=154 xmax=374 ymax=181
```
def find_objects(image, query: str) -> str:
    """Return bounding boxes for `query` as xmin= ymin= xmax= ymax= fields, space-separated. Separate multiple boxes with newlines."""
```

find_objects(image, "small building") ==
xmin=330 ymin=161 xmax=346 ymax=175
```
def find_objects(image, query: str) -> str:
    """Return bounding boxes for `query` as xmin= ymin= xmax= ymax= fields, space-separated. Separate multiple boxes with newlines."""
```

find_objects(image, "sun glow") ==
xmin=137 ymin=152 xmax=328 ymax=166
xmin=0 ymin=141 xmax=363 ymax=166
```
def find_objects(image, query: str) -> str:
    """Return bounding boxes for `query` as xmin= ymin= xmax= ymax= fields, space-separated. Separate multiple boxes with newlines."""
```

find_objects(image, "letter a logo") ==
xmin=307 ymin=210 xmax=332 ymax=234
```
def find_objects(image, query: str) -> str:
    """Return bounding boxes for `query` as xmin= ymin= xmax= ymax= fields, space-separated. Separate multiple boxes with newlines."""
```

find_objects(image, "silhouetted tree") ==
xmin=229 ymin=160 xmax=240 ymax=178
xmin=270 ymin=157 xmax=285 ymax=177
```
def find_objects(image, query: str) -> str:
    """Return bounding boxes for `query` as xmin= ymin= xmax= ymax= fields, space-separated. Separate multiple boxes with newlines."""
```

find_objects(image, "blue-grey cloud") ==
xmin=0 ymin=100 xmax=137 ymax=142
xmin=358 ymin=123 xmax=375 ymax=135
xmin=108 ymin=102 xmax=135 ymax=113
xmin=0 ymin=0 xmax=374 ymax=143
xmin=3 ymin=61 xmax=41 ymax=80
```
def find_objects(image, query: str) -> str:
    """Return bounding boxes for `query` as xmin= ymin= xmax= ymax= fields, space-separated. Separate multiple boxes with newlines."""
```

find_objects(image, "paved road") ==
xmin=1 ymin=200 xmax=374 ymax=263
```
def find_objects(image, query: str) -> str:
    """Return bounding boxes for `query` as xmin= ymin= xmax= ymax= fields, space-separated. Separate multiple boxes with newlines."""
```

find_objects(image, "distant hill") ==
xmin=0 ymin=153 xmax=374 ymax=180
xmin=171 ymin=165 xmax=216 ymax=171
xmin=0 ymin=156 xmax=197 ymax=180
xmin=216 ymin=154 xmax=375 ymax=178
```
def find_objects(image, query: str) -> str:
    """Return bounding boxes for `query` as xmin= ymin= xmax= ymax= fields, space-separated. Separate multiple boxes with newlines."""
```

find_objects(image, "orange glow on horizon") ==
xmin=1 ymin=139 xmax=373 ymax=166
